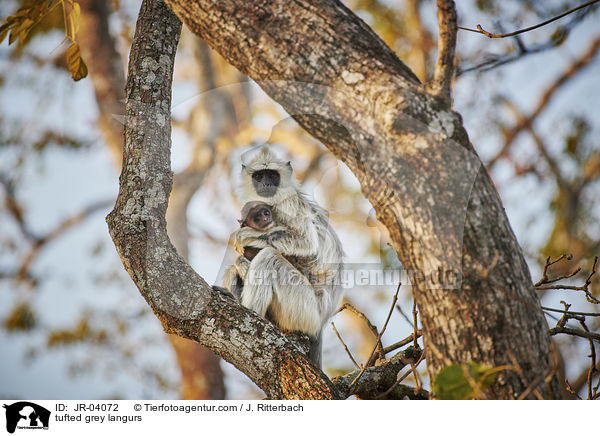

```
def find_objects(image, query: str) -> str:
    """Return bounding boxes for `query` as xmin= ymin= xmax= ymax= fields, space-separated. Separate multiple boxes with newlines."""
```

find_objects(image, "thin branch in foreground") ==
xmin=458 ymin=0 xmax=600 ymax=39
xmin=338 ymin=302 xmax=385 ymax=361
xmin=331 ymin=321 xmax=360 ymax=370
xmin=383 ymin=330 xmax=423 ymax=355
xmin=508 ymin=351 xmax=544 ymax=400
xmin=349 ymin=282 xmax=401 ymax=390
xmin=577 ymin=319 xmax=597 ymax=399
xmin=541 ymin=307 xmax=600 ymax=317
xmin=331 ymin=346 xmax=427 ymax=400
xmin=412 ymin=296 xmax=419 ymax=350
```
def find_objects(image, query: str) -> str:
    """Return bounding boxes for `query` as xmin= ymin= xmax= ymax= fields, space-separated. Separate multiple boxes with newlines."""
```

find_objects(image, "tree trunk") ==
xmin=162 ymin=0 xmax=555 ymax=398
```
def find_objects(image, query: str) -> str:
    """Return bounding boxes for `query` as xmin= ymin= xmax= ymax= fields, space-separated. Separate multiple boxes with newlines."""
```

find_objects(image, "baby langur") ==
xmin=223 ymin=201 xmax=275 ymax=299
xmin=239 ymin=201 xmax=274 ymax=261
xmin=228 ymin=146 xmax=344 ymax=367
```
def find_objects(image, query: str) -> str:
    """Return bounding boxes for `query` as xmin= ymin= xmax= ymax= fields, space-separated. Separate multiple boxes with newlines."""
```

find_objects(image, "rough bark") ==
xmin=79 ymin=0 xmax=226 ymax=400
xmin=106 ymin=0 xmax=338 ymax=400
xmin=332 ymin=346 xmax=427 ymax=400
xmin=162 ymin=0 xmax=554 ymax=398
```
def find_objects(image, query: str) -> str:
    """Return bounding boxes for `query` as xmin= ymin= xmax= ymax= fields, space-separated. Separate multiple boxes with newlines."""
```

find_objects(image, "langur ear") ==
xmin=286 ymin=161 xmax=292 ymax=170
xmin=237 ymin=219 xmax=244 ymax=225
xmin=241 ymin=164 xmax=247 ymax=173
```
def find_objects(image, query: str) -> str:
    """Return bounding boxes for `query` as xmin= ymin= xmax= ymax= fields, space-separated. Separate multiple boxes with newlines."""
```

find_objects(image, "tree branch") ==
xmin=550 ymin=326 xmax=600 ymax=342
xmin=332 ymin=346 xmax=427 ymax=399
xmin=429 ymin=0 xmax=457 ymax=103
xmin=106 ymin=0 xmax=337 ymax=400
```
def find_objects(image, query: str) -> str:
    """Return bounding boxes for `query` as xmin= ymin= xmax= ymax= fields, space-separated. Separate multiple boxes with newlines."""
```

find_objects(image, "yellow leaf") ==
xmin=0 ymin=24 xmax=9 ymax=44
xmin=66 ymin=42 xmax=88 ymax=81
xmin=63 ymin=1 xmax=80 ymax=41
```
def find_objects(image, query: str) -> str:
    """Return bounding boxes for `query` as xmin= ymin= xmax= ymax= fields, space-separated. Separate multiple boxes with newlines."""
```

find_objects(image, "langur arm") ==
xmin=235 ymin=224 xmax=318 ymax=258
xmin=234 ymin=255 xmax=250 ymax=280
xmin=264 ymin=225 xmax=318 ymax=257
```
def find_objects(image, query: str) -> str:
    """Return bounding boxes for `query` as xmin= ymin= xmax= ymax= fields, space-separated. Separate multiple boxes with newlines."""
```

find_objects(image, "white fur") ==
xmin=232 ymin=147 xmax=344 ymax=336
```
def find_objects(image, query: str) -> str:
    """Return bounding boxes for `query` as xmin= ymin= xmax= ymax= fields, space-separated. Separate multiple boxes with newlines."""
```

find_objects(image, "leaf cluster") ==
xmin=0 ymin=0 xmax=87 ymax=80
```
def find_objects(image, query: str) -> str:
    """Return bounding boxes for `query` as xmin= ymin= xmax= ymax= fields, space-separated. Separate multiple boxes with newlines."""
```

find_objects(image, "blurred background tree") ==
xmin=0 ymin=0 xmax=598 ymax=399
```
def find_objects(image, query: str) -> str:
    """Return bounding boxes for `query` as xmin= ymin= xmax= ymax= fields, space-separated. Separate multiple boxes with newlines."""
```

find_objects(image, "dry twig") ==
xmin=458 ymin=0 xmax=599 ymax=39
xmin=349 ymin=282 xmax=401 ymax=390
xmin=331 ymin=321 xmax=360 ymax=370
xmin=383 ymin=330 xmax=423 ymax=355
xmin=536 ymin=255 xmax=599 ymax=304
xmin=338 ymin=302 xmax=385 ymax=361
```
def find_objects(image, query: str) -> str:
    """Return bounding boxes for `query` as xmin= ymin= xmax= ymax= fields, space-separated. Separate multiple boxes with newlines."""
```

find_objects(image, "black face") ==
xmin=249 ymin=205 xmax=273 ymax=230
xmin=251 ymin=169 xmax=280 ymax=197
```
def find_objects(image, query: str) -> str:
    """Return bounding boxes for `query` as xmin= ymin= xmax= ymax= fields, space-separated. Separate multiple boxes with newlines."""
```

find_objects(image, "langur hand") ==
xmin=234 ymin=255 xmax=251 ymax=280
xmin=234 ymin=226 xmax=267 ymax=253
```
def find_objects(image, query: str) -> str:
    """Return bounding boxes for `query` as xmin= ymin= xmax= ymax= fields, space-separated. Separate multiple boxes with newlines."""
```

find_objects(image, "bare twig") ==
xmin=458 ymin=0 xmax=600 ymax=39
xmin=338 ymin=302 xmax=384 ymax=361
xmin=508 ymin=351 xmax=544 ymax=400
xmin=331 ymin=321 xmax=360 ymax=370
xmin=535 ymin=254 xmax=575 ymax=287
xmin=570 ymin=360 xmax=600 ymax=394
xmin=383 ymin=330 xmax=423 ymax=354
xmin=542 ymin=306 xmax=600 ymax=317
xmin=549 ymin=326 xmax=600 ymax=342
xmin=516 ymin=373 xmax=548 ymax=400
xmin=410 ymin=351 xmax=425 ymax=393
xmin=332 ymin=347 xmax=427 ymax=400
xmin=535 ymin=255 xmax=599 ymax=304
xmin=565 ymin=379 xmax=583 ymax=399
xmin=395 ymin=304 xmax=414 ymax=327
xmin=430 ymin=0 xmax=458 ymax=103
xmin=349 ymin=282 xmax=401 ymax=390
xmin=412 ymin=296 xmax=419 ymax=350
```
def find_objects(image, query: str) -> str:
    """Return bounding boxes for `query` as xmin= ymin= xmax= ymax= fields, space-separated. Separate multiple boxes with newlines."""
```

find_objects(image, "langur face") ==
xmin=249 ymin=205 xmax=273 ymax=230
xmin=251 ymin=169 xmax=281 ymax=197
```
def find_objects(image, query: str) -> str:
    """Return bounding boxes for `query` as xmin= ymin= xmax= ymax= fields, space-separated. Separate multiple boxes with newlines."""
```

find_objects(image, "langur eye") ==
xmin=263 ymin=209 xmax=271 ymax=216
xmin=253 ymin=172 xmax=262 ymax=182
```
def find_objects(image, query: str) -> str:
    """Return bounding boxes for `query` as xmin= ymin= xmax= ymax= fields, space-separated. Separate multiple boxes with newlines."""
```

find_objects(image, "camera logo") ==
xmin=3 ymin=402 xmax=50 ymax=433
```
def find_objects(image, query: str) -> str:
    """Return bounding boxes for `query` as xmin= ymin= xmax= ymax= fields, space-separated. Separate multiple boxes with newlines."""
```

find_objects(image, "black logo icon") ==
xmin=3 ymin=402 xmax=50 ymax=434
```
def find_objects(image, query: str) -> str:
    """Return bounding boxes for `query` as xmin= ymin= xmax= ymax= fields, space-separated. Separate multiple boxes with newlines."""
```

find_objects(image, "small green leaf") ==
xmin=66 ymin=42 xmax=88 ymax=81
xmin=433 ymin=362 xmax=500 ymax=400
